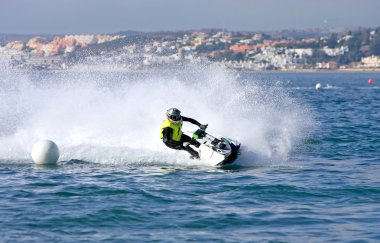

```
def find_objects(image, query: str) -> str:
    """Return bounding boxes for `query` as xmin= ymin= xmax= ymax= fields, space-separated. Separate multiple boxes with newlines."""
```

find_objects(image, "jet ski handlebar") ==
xmin=193 ymin=129 xmax=207 ymax=140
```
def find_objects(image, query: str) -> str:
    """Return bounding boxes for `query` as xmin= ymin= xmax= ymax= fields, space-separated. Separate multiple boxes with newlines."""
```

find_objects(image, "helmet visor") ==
xmin=169 ymin=114 xmax=181 ymax=121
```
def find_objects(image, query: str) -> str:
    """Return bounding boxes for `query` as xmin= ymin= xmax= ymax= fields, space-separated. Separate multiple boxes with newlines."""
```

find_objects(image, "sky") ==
xmin=0 ymin=0 xmax=380 ymax=34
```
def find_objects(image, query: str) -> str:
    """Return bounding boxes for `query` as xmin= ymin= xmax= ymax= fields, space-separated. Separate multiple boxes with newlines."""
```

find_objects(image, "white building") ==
xmin=361 ymin=55 xmax=380 ymax=68
xmin=322 ymin=46 xmax=349 ymax=56
xmin=65 ymin=35 xmax=97 ymax=45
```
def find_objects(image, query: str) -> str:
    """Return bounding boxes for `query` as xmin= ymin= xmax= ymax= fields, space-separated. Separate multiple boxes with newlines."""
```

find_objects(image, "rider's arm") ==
xmin=182 ymin=116 xmax=201 ymax=127
xmin=162 ymin=127 xmax=173 ymax=143
xmin=162 ymin=127 xmax=181 ymax=148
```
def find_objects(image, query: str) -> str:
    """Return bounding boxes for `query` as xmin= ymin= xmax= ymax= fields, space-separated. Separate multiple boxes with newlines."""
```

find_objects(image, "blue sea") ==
xmin=0 ymin=63 xmax=379 ymax=242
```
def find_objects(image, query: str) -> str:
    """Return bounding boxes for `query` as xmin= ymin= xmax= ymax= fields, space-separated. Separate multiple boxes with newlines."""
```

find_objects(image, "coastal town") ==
xmin=1 ymin=27 xmax=380 ymax=71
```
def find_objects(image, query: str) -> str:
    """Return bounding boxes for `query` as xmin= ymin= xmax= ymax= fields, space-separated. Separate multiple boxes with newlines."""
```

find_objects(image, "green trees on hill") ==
xmin=327 ymin=33 xmax=338 ymax=48
xmin=370 ymin=27 xmax=380 ymax=55
xmin=339 ymin=28 xmax=380 ymax=63
xmin=305 ymin=28 xmax=380 ymax=65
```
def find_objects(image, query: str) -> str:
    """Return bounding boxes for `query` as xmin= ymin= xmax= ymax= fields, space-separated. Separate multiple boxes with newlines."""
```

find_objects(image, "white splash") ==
xmin=0 ymin=61 xmax=315 ymax=166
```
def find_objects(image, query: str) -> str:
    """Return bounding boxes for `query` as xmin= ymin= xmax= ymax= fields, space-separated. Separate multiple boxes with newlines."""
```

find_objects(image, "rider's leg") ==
xmin=181 ymin=134 xmax=200 ymax=148
xmin=181 ymin=134 xmax=200 ymax=158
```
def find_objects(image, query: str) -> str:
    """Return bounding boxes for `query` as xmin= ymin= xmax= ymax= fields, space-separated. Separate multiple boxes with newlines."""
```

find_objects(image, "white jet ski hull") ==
xmin=198 ymin=143 xmax=227 ymax=166
xmin=187 ymin=129 xmax=241 ymax=166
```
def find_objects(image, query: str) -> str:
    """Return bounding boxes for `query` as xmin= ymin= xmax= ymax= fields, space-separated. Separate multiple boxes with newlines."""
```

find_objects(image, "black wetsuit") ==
xmin=162 ymin=116 xmax=201 ymax=158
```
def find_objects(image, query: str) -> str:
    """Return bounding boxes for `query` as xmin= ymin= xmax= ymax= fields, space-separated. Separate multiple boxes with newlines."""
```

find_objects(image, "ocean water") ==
xmin=0 ymin=62 xmax=379 ymax=242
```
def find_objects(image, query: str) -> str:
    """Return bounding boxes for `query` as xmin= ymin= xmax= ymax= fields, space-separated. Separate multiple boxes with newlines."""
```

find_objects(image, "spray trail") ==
xmin=0 ymin=61 xmax=315 ymax=166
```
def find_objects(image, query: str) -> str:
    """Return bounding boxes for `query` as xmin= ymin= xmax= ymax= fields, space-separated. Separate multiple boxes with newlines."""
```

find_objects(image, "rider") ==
xmin=160 ymin=108 xmax=207 ymax=159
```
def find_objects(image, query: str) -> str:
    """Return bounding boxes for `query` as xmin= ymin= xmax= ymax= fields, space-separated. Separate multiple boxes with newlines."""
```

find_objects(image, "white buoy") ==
xmin=31 ymin=140 xmax=60 ymax=165
xmin=315 ymin=83 xmax=322 ymax=90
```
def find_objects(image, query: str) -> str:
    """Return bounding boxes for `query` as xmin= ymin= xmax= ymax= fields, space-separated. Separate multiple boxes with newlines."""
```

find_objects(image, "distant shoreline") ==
xmin=238 ymin=68 xmax=380 ymax=73
xmin=40 ymin=67 xmax=380 ymax=74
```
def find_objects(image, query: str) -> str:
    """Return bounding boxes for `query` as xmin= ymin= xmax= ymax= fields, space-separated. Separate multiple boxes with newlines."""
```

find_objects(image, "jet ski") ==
xmin=185 ymin=129 xmax=241 ymax=166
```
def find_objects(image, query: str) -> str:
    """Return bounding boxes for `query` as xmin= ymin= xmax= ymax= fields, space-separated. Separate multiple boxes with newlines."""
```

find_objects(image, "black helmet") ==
xmin=166 ymin=108 xmax=182 ymax=124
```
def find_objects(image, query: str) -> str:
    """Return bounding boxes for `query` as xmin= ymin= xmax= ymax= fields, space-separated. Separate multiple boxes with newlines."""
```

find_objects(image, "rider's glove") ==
xmin=199 ymin=124 xmax=208 ymax=130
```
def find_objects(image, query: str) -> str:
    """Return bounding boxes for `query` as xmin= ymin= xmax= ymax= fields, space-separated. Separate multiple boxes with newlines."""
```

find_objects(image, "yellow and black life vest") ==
xmin=160 ymin=118 xmax=183 ymax=141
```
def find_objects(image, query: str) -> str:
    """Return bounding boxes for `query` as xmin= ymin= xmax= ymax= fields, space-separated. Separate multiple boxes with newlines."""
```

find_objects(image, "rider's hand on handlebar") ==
xmin=200 ymin=124 xmax=208 ymax=130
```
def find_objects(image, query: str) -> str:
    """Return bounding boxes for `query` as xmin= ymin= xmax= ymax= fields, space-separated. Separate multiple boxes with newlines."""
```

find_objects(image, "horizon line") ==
xmin=1 ymin=25 xmax=379 ymax=36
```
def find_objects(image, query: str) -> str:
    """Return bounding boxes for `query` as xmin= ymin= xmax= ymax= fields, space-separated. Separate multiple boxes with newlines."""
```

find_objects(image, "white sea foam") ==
xmin=0 ymin=61 xmax=315 ymax=166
